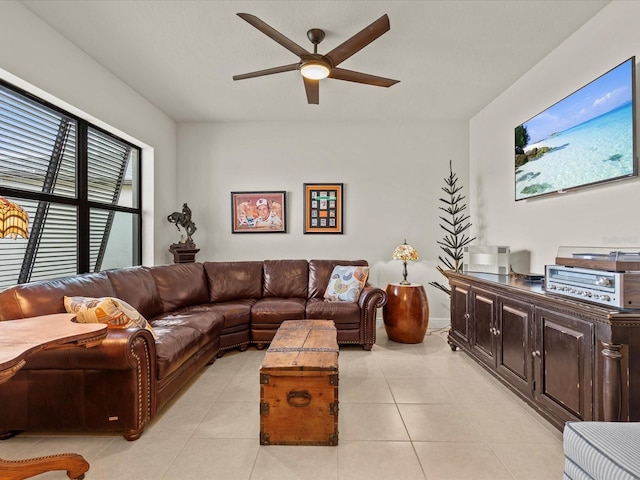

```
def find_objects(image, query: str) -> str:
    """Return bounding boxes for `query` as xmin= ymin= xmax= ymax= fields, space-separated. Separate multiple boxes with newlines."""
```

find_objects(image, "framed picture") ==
xmin=303 ymin=183 xmax=343 ymax=234
xmin=231 ymin=191 xmax=286 ymax=233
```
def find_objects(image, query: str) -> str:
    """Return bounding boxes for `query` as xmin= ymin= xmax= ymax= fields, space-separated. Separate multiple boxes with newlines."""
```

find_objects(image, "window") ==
xmin=0 ymin=80 xmax=142 ymax=289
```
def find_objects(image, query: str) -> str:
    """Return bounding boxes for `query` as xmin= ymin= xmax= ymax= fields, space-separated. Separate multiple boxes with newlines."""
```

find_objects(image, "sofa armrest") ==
xmin=358 ymin=285 xmax=387 ymax=350
xmin=22 ymin=327 xmax=157 ymax=371
xmin=359 ymin=285 xmax=387 ymax=310
xmin=3 ymin=327 xmax=157 ymax=441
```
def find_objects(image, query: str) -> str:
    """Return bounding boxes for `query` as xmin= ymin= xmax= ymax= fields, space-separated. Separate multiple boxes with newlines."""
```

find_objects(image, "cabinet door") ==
xmin=449 ymin=281 xmax=470 ymax=348
xmin=533 ymin=308 xmax=594 ymax=422
xmin=470 ymin=288 xmax=496 ymax=367
xmin=496 ymin=298 xmax=533 ymax=397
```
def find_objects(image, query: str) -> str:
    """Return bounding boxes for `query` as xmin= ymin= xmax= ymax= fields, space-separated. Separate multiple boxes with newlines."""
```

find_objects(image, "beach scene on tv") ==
xmin=515 ymin=58 xmax=635 ymax=201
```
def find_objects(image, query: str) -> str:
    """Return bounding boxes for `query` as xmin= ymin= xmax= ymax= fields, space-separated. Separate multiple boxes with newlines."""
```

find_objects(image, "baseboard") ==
xmin=376 ymin=317 xmax=450 ymax=331
xmin=428 ymin=317 xmax=450 ymax=331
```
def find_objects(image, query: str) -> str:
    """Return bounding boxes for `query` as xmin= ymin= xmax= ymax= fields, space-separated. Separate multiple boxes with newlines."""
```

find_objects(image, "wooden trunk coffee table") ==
xmin=0 ymin=313 xmax=107 ymax=480
xmin=259 ymin=319 xmax=339 ymax=446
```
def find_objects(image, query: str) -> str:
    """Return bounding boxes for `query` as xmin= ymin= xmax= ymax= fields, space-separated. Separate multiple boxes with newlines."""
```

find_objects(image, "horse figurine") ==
xmin=167 ymin=203 xmax=197 ymax=242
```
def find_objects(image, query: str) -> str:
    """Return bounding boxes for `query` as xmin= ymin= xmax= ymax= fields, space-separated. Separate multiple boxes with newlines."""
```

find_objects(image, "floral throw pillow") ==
xmin=324 ymin=265 xmax=369 ymax=302
xmin=64 ymin=296 xmax=157 ymax=339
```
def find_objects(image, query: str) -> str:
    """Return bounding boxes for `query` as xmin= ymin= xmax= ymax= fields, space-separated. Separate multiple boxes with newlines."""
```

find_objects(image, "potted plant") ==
xmin=429 ymin=160 xmax=475 ymax=295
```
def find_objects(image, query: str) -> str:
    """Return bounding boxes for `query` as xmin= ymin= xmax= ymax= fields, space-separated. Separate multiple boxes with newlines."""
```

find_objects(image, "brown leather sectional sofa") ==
xmin=0 ymin=259 xmax=386 ymax=440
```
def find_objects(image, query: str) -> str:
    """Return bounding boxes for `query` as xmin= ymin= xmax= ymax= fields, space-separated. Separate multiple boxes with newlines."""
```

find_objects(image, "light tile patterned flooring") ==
xmin=0 ymin=326 xmax=565 ymax=479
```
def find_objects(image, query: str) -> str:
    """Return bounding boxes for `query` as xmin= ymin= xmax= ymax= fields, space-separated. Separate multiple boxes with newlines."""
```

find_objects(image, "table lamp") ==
xmin=0 ymin=196 xmax=29 ymax=239
xmin=392 ymin=239 xmax=419 ymax=285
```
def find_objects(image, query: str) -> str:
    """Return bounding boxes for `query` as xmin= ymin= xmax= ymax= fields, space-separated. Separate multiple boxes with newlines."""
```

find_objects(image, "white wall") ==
xmin=470 ymin=1 xmax=640 ymax=274
xmin=177 ymin=120 xmax=469 ymax=323
xmin=0 ymin=1 xmax=178 ymax=265
xmin=0 ymin=1 xmax=470 ymax=323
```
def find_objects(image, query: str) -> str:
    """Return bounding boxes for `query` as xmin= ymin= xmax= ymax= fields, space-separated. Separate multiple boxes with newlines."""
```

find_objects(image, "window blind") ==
xmin=0 ymin=81 xmax=141 ymax=289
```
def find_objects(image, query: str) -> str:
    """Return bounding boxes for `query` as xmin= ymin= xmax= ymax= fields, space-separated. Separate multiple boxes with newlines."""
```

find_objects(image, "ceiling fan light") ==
xmin=301 ymin=62 xmax=330 ymax=80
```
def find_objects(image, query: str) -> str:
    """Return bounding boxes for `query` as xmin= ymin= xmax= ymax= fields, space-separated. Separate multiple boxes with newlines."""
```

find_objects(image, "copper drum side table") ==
xmin=383 ymin=283 xmax=429 ymax=343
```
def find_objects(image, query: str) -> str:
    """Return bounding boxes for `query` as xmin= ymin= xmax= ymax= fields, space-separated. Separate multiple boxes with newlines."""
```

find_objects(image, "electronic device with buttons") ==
xmin=545 ymin=247 xmax=640 ymax=309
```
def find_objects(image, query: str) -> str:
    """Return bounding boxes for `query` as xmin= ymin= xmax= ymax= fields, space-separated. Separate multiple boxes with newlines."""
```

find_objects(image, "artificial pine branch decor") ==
xmin=429 ymin=160 xmax=476 ymax=295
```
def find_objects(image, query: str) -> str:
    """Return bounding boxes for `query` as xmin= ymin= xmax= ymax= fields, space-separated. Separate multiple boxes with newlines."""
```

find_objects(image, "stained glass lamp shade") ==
xmin=0 ymin=197 xmax=29 ymax=239
xmin=392 ymin=239 xmax=419 ymax=285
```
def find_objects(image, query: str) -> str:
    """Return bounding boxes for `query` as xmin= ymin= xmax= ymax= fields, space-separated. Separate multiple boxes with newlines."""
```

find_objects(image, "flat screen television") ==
xmin=515 ymin=57 xmax=637 ymax=201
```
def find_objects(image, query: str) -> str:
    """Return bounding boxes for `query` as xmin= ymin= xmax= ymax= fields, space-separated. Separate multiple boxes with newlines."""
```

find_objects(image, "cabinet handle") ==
xmin=495 ymin=329 xmax=500 ymax=336
xmin=464 ymin=313 xmax=470 ymax=320
xmin=532 ymin=350 xmax=541 ymax=357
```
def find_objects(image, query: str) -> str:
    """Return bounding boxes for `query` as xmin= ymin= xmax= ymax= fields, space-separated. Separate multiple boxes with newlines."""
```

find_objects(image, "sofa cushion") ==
xmin=149 ymin=263 xmax=209 ymax=312
xmin=0 ymin=272 xmax=116 ymax=321
xmin=106 ymin=266 xmax=163 ymax=320
xmin=263 ymin=259 xmax=308 ymax=298
xmin=305 ymin=298 xmax=362 ymax=327
xmin=204 ymin=261 xmax=263 ymax=303
xmin=64 ymin=296 xmax=157 ymax=338
xmin=150 ymin=311 xmax=224 ymax=380
xmin=186 ymin=300 xmax=255 ymax=330
xmin=308 ymin=260 xmax=369 ymax=299
xmin=251 ymin=297 xmax=306 ymax=326
xmin=324 ymin=265 xmax=369 ymax=302
xmin=151 ymin=311 xmax=223 ymax=344
xmin=152 ymin=325 xmax=202 ymax=381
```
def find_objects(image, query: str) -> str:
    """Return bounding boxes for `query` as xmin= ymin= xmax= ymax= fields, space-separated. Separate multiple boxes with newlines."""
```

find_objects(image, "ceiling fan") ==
xmin=232 ymin=13 xmax=400 ymax=105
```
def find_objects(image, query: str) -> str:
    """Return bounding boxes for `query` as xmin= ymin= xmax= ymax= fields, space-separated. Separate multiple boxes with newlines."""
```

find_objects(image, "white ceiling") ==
xmin=20 ymin=0 xmax=609 ymax=123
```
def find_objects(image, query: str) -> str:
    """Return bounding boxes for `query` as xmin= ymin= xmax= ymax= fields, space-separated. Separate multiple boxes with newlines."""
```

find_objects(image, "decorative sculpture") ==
xmin=167 ymin=203 xmax=199 ymax=263
xmin=167 ymin=203 xmax=197 ymax=243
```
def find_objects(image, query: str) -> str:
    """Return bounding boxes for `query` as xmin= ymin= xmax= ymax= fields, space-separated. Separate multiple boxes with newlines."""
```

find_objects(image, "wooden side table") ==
xmin=383 ymin=283 xmax=429 ymax=343
xmin=0 ymin=313 xmax=107 ymax=480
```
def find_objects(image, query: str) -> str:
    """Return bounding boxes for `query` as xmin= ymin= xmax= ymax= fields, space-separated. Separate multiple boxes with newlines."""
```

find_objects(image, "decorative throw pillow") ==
xmin=64 ymin=296 xmax=157 ymax=339
xmin=324 ymin=265 xmax=369 ymax=302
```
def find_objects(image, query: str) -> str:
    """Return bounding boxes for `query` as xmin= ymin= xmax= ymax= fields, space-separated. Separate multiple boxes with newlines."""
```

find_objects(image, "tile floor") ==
xmin=0 ymin=325 xmax=566 ymax=479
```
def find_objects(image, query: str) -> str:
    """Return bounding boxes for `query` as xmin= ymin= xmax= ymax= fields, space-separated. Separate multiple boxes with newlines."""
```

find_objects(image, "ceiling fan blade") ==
xmin=324 ymin=14 xmax=390 ymax=67
xmin=233 ymin=63 xmax=299 ymax=81
xmin=329 ymin=67 xmax=399 ymax=87
xmin=303 ymin=77 xmax=319 ymax=104
xmin=237 ymin=13 xmax=311 ymax=58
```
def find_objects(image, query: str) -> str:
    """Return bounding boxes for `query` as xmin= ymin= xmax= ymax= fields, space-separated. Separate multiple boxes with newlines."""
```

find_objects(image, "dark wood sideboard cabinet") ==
xmin=445 ymin=270 xmax=640 ymax=431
